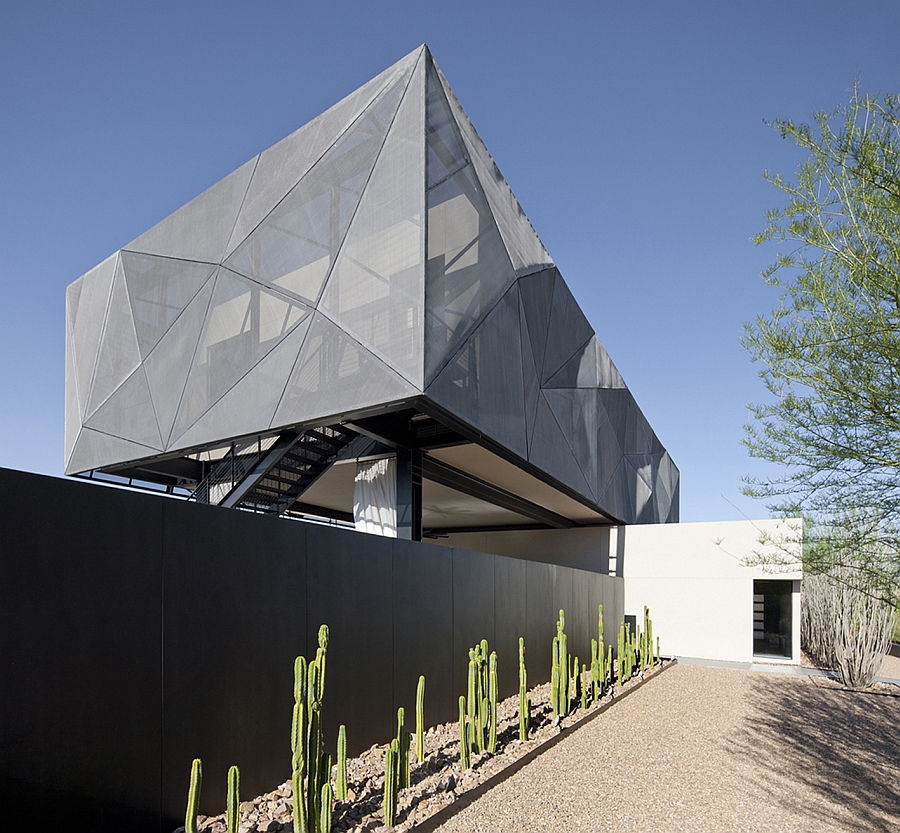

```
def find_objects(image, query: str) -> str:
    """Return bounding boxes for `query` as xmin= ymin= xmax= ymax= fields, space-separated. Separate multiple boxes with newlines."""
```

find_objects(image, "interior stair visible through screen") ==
xmin=190 ymin=424 xmax=358 ymax=515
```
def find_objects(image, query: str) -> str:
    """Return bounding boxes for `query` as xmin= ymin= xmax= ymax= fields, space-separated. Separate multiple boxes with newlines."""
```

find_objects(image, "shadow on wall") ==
xmin=727 ymin=675 xmax=900 ymax=832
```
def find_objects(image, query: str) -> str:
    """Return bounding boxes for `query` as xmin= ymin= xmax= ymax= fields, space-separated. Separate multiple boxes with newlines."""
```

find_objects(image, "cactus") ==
xmin=335 ymin=725 xmax=347 ymax=801
xmin=518 ymin=637 xmax=530 ymax=740
xmin=573 ymin=654 xmax=580 ymax=706
xmin=466 ymin=653 xmax=478 ymax=752
xmin=607 ymin=644 xmax=613 ymax=689
xmin=320 ymin=782 xmax=332 ymax=833
xmin=396 ymin=707 xmax=411 ymax=789
xmin=317 ymin=624 xmax=329 ymax=696
xmin=552 ymin=609 xmax=570 ymax=718
xmin=617 ymin=623 xmax=625 ymax=686
xmin=306 ymin=704 xmax=321 ymax=826
xmin=185 ymin=758 xmax=202 ymax=833
xmin=581 ymin=663 xmax=588 ymax=710
xmin=488 ymin=652 xmax=498 ymax=753
xmin=657 ymin=635 xmax=661 ymax=663
xmin=384 ymin=740 xmax=398 ymax=826
xmin=226 ymin=765 xmax=240 ymax=833
xmin=458 ymin=695 xmax=471 ymax=770
xmin=415 ymin=675 xmax=426 ymax=764
xmin=292 ymin=767 xmax=308 ymax=833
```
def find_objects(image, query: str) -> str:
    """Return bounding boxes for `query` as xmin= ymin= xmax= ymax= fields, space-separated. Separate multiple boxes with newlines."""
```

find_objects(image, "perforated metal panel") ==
xmin=544 ymin=334 xmax=626 ymax=390
xmin=226 ymin=77 xmax=408 ymax=307
xmin=434 ymin=64 xmax=553 ymax=278
xmin=85 ymin=259 xmax=142 ymax=419
xmin=273 ymin=312 xmax=417 ymax=428
xmin=225 ymin=52 xmax=418 ymax=257
xmin=528 ymin=391 xmax=594 ymax=502
xmin=427 ymin=283 xmax=527 ymax=458
xmin=171 ymin=268 xmax=313 ymax=443
xmin=70 ymin=253 xmax=117 ymax=416
xmin=126 ymin=158 xmax=256 ymax=263
xmin=543 ymin=387 xmax=599 ymax=500
xmin=517 ymin=267 xmax=556 ymax=378
xmin=542 ymin=274 xmax=595 ymax=385
xmin=319 ymin=56 xmax=424 ymax=387
xmin=121 ymin=252 xmax=217 ymax=359
xmin=424 ymin=159 xmax=516 ymax=383
xmin=85 ymin=366 xmax=164 ymax=451
xmin=171 ymin=312 xmax=313 ymax=450
xmin=143 ymin=275 xmax=215 ymax=447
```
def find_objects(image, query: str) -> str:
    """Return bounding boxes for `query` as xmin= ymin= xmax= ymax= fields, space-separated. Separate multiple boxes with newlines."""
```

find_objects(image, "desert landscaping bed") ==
xmin=186 ymin=660 xmax=674 ymax=833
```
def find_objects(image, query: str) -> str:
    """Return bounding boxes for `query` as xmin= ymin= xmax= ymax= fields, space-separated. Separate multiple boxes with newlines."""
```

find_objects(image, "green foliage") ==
xmin=744 ymin=84 xmax=900 ymax=605
xmin=185 ymin=758 xmax=202 ymax=833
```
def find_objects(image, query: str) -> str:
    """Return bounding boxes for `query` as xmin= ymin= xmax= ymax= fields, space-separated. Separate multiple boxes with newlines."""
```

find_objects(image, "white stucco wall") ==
xmin=622 ymin=519 xmax=802 ymax=665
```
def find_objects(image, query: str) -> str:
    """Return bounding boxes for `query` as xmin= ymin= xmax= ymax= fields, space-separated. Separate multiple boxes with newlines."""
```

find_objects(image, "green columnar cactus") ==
xmin=292 ymin=767 xmax=308 ymax=833
xmin=551 ymin=636 xmax=559 ymax=716
xmin=458 ymin=695 xmax=470 ymax=770
xmin=317 ymin=752 xmax=331 ymax=826
xmin=617 ymin=623 xmax=625 ymax=686
xmin=572 ymin=654 xmax=580 ymax=704
xmin=560 ymin=631 xmax=569 ymax=714
xmin=557 ymin=610 xmax=569 ymax=714
xmin=185 ymin=758 xmax=202 ymax=833
xmin=384 ymin=740 xmax=398 ymax=826
xmin=466 ymin=654 xmax=479 ymax=753
xmin=416 ymin=675 xmax=426 ymax=764
xmin=320 ymin=782 xmax=332 ymax=833
xmin=657 ymin=636 xmax=661 ymax=663
xmin=551 ymin=659 xmax=560 ymax=719
xmin=307 ymin=704 xmax=321 ymax=828
xmin=606 ymin=644 xmax=613 ymax=689
xmin=518 ymin=637 xmax=530 ymax=740
xmin=226 ymin=765 xmax=240 ymax=833
xmin=488 ymin=652 xmax=498 ymax=753
xmin=335 ymin=725 xmax=347 ymax=801
xmin=581 ymin=663 xmax=588 ymax=710
xmin=317 ymin=625 xmax=329 ymax=692
xmin=395 ymin=707 xmax=411 ymax=790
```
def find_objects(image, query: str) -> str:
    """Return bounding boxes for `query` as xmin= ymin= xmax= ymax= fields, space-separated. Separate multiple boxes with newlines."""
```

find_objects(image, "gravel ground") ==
xmin=430 ymin=664 xmax=900 ymax=833
xmin=879 ymin=652 xmax=900 ymax=679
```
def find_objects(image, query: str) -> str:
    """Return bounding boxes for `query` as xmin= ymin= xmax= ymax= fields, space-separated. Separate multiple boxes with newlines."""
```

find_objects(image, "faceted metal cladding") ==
xmin=64 ymin=45 xmax=679 ymax=525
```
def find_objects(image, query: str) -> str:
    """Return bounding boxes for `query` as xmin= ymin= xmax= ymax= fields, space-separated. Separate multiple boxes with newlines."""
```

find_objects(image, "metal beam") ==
xmin=420 ymin=455 xmax=578 ymax=529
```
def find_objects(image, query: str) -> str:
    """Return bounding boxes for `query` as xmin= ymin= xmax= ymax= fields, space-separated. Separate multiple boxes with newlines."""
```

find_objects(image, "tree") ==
xmin=743 ymin=83 xmax=900 ymax=608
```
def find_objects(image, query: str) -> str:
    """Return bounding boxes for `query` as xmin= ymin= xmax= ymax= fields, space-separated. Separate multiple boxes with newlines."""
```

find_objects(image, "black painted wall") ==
xmin=0 ymin=467 xmax=622 ymax=832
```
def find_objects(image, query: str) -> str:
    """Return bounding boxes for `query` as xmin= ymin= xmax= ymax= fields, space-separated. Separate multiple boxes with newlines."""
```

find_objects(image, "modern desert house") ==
xmin=0 ymin=45 xmax=799 ymax=833
xmin=63 ymin=45 xmax=679 ymax=537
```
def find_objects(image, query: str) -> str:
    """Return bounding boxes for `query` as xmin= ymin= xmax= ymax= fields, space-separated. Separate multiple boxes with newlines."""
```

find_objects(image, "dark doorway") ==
xmin=753 ymin=580 xmax=793 ymax=659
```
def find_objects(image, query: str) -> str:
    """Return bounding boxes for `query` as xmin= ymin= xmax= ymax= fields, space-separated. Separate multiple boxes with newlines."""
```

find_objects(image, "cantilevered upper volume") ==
xmin=64 ymin=45 xmax=679 ymax=526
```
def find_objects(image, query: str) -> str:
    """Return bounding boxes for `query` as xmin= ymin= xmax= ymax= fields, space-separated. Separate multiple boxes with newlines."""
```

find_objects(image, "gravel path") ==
xmin=430 ymin=664 xmax=900 ymax=832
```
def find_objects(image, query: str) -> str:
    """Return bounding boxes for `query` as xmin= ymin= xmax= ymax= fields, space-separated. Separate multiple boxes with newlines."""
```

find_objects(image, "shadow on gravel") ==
xmin=729 ymin=675 xmax=900 ymax=832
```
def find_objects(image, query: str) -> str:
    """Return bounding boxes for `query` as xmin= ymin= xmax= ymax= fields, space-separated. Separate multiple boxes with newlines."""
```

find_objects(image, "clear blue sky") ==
xmin=1 ymin=1 xmax=898 ymax=523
